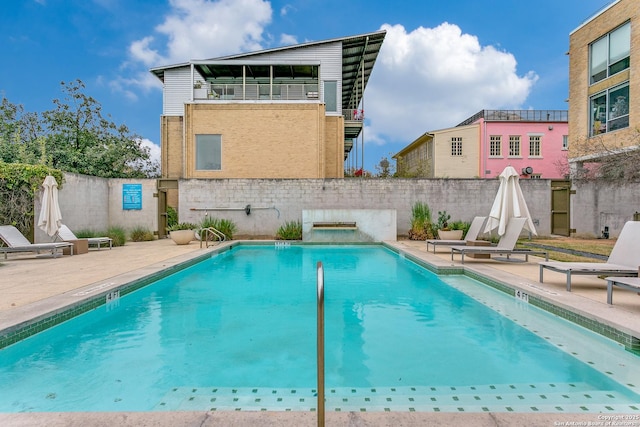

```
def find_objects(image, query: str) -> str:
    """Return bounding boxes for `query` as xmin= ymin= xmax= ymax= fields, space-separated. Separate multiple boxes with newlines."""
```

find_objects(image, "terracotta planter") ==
xmin=437 ymin=229 xmax=463 ymax=240
xmin=170 ymin=229 xmax=195 ymax=245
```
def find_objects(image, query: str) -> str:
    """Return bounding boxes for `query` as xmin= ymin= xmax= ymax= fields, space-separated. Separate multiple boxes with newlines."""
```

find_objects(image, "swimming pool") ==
xmin=0 ymin=245 xmax=639 ymax=413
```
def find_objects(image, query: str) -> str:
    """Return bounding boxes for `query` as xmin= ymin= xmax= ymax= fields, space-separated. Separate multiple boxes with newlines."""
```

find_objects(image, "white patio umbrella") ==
xmin=37 ymin=175 xmax=63 ymax=237
xmin=484 ymin=166 xmax=537 ymax=237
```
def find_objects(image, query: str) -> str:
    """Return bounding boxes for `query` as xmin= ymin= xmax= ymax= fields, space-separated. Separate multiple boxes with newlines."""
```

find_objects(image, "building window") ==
xmin=590 ymin=22 xmax=630 ymax=84
xmin=451 ymin=137 xmax=462 ymax=156
xmin=529 ymin=135 xmax=541 ymax=157
xmin=590 ymin=83 xmax=629 ymax=136
xmin=489 ymin=136 xmax=501 ymax=157
xmin=509 ymin=136 xmax=521 ymax=157
xmin=562 ymin=135 xmax=568 ymax=150
xmin=195 ymin=134 xmax=222 ymax=170
xmin=324 ymin=81 xmax=337 ymax=112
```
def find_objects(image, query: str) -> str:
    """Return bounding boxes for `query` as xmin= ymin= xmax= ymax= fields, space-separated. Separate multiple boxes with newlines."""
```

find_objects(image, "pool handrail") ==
xmin=196 ymin=227 xmax=226 ymax=248
xmin=316 ymin=261 xmax=325 ymax=426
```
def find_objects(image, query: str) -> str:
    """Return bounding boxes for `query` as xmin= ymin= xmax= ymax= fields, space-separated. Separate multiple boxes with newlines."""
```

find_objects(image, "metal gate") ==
xmin=156 ymin=179 xmax=178 ymax=238
xmin=550 ymin=180 xmax=572 ymax=236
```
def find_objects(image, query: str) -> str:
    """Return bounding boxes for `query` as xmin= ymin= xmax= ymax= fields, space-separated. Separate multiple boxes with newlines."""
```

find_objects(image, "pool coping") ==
xmin=0 ymin=410 xmax=629 ymax=426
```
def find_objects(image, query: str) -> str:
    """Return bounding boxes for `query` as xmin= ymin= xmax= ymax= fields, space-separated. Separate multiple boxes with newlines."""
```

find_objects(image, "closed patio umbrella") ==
xmin=37 ymin=175 xmax=63 ymax=237
xmin=484 ymin=166 xmax=537 ymax=237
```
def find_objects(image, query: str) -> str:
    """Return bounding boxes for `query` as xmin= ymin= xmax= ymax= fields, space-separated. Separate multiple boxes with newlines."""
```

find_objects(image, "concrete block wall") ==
xmin=34 ymin=174 xmax=640 ymax=242
xmin=34 ymin=173 xmax=158 ymax=243
xmin=107 ymin=178 xmax=158 ymax=234
xmin=572 ymin=181 xmax=640 ymax=238
xmin=34 ymin=173 xmax=110 ymax=243
xmin=179 ymin=178 xmax=552 ymax=238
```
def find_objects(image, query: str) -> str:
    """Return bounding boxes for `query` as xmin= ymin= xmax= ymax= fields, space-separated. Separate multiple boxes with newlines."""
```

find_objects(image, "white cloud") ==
xmin=129 ymin=36 xmax=163 ymax=67
xmin=279 ymin=33 xmax=297 ymax=46
xmin=138 ymin=138 xmax=162 ymax=169
xmin=111 ymin=0 xmax=273 ymax=100
xmin=130 ymin=0 xmax=272 ymax=65
xmin=280 ymin=4 xmax=295 ymax=17
xmin=365 ymin=23 xmax=538 ymax=147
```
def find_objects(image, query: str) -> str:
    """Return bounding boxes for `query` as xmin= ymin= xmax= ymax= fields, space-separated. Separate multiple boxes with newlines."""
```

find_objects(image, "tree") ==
xmin=40 ymin=80 xmax=159 ymax=178
xmin=566 ymin=128 xmax=640 ymax=183
xmin=394 ymin=155 xmax=430 ymax=178
xmin=0 ymin=98 xmax=46 ymax=165
xmin=374 ymin=156 xmax=394 ymax=178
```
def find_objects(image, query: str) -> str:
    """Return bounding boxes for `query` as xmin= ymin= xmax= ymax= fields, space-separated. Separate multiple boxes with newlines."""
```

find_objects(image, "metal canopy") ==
xmin=340 ymin=31 xmax=385 ymax=111
xmin=150 ymin=30 xmax=386 ymax=111
xmin=193 ymin=63 xmax=320 ymax=82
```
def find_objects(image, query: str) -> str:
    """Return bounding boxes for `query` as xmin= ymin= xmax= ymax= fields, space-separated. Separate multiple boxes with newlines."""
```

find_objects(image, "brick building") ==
xmin=150 ymin=31 xmax=385 ymax=180
xmin=568 ymin=0 xmax=638 ymax=169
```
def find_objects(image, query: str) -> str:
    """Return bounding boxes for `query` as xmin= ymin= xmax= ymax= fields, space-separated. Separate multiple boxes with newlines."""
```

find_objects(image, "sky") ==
xmin=1 ymin=0 xmax=615 ymax=173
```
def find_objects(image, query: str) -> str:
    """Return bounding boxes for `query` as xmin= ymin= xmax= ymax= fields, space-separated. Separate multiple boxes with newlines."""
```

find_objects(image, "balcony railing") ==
xmin=194 ymin=83 xmax=319 ymax=101
xmin=457 ymin=109 xmax=568 ymax=126
xmin=343 ymin=109 xmax=364 ymax=121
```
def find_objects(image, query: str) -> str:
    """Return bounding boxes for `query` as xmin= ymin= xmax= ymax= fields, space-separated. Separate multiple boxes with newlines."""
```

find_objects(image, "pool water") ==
xmin=0 ymin=245 xmax=639 ymax=413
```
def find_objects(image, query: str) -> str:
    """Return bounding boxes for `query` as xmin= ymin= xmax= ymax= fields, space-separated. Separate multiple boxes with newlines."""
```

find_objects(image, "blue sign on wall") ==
xmin=122 ymin=184 xmax=142 ymax=210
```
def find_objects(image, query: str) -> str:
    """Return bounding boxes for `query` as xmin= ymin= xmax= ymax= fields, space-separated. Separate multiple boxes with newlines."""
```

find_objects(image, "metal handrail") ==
xmin=190 ymin=206 xmax=281 ymax=218
xmin=316 ymin=261 xmax=325 ymax=426
xmin=195 ymin=227 xmax=226 ymax=248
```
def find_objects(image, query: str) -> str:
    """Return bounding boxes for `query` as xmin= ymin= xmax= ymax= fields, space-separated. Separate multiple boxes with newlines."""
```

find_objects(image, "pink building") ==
xmin=394 ymin=110 xmax=569 ymax=179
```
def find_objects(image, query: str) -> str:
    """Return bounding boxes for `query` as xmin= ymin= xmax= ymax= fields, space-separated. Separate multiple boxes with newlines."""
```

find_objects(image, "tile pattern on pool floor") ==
xmin=155 ymin=384 xmax=640 ymax=413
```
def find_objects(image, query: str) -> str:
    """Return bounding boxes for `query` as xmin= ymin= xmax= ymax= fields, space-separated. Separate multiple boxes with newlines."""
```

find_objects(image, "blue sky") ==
xmin=1 ymin=0 xmax=613 ymax=172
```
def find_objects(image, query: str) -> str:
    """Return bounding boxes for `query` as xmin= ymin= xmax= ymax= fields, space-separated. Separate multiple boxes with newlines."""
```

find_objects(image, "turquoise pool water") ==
xmin=0 ymin=245 xmax=639 ymax=413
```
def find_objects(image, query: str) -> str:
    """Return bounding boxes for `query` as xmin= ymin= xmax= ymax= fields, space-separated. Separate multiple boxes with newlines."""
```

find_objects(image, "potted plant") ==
xmin=436 ymin=211 xmax=463 ymax=240
xmin=193 ymin=81 xmax=207 ymax=99
xmin=167 ymin=222 xmax=197 ymax=245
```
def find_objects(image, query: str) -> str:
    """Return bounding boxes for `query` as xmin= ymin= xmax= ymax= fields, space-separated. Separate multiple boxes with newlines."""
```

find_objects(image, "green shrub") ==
xmin=436 ymin=210 xmax=451 ymax=230
xmin=74 ymin=229 xmax=98 ymax=238
xmin=449 ymin=220 xmax=471 ymax=237
xmin=409 ymin=201 xmax=434 ymax=240
xmin=106 ymin=226 xmax=127 ymax=247
xmin=200 ymin=217 xmax=237 ymax=240
xmin=130 ymin=226 xmax=155 ymax=242
xmin=276 ymin=220 xmax=302 ymax=240
xmin=0 ymin=163 xmax=64 ymax=238
xmin=166 ymin=206 xmax=178 ymax=228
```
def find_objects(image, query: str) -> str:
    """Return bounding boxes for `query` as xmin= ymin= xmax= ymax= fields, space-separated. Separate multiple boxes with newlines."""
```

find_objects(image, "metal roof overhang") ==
xmin=340 ymin=30 xmax=385 ymax=112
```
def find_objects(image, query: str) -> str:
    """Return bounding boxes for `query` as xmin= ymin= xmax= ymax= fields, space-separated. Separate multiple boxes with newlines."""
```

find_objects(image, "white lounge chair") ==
xmin=605 ymin=276 xmax=640 ymax=305
xmin=0 ymin=225 xmax=73 ymax=258
xmin=450 ymin=218 xmax=548 ymax=264
xmin=539 ymin=221 xmax=640 ymax=291
xmin=426 ymin=216 xmax=487 ymax=253
xmin=56 ymin=224 xmax=113 ymax=250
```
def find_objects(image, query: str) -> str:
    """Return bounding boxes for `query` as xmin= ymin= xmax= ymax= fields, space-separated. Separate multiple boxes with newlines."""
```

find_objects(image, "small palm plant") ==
xmin=200 ymin=217 xmax=237 ymax=240
xmin=276 ymin=220 xmax=302 ymax=240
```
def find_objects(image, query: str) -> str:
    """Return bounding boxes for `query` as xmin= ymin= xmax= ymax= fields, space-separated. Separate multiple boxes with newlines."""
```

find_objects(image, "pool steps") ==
xmin=155 ymin=383 xmax=639 ymax=413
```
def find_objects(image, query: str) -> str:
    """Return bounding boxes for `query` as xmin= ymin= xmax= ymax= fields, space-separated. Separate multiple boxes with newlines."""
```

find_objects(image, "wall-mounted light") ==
xmin=548 ymin=125 xmax=554 ymax=130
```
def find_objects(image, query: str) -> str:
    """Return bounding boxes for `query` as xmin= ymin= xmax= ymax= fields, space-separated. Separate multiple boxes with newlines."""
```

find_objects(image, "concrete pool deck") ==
xmin=1 ymin=238 xmax=639 ymax=426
